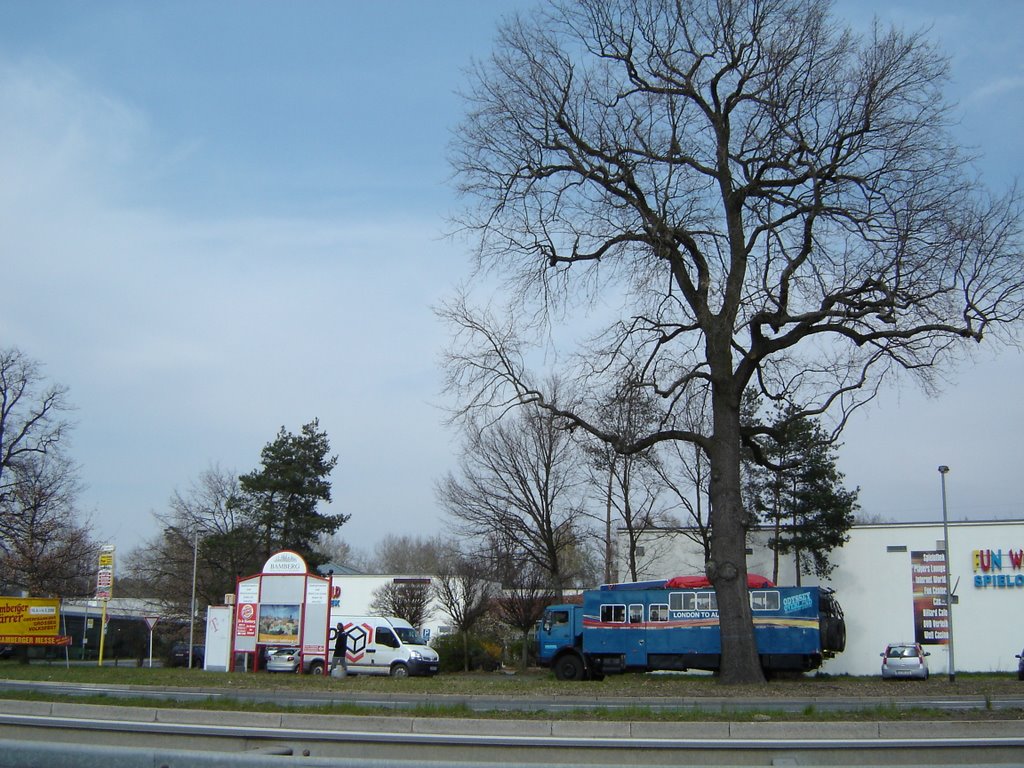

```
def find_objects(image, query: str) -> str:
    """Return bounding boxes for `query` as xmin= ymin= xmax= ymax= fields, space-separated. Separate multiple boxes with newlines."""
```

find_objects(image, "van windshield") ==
xmin=394 ymin=627 xmax=426 ymax=645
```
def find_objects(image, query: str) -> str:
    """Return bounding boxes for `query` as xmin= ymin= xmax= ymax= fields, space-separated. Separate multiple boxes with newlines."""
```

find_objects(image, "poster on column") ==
xmin=911 ymin=550 xmax=949 ymax=645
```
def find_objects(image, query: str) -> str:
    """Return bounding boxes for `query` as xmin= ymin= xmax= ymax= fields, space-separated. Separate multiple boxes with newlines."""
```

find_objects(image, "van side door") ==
xmin=372 ymin=624 xmax=401 ymax=672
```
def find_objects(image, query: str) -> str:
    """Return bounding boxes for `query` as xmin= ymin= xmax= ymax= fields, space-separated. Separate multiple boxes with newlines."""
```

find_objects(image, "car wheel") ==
xmin=390 ymin=663 xmax=410 ymax=678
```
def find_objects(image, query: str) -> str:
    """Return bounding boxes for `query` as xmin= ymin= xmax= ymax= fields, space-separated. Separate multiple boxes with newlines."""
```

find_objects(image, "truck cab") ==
xmin=537 ymin=604 xmax=590 ymax=680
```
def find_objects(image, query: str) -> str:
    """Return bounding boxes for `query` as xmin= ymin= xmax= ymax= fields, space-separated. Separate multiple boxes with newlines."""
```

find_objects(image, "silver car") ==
xmin=880 ymin=642 xmax=930 ymax=680
xmin=264 ymin=646 xmax=326 ymax=675
xmin=265 ymin=647 xmax=303 ymax=673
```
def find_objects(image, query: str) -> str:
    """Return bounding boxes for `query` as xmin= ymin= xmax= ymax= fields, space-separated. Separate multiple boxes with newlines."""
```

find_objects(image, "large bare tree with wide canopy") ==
xmin=443 ymin=0 xmax=1023 ymax=683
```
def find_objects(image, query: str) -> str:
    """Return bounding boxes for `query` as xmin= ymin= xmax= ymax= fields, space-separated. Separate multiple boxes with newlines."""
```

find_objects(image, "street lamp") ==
xmin=938 ymin=465 xmax=955 ymax=682
xmin=188 ymin=524 xmax=199 ymax=670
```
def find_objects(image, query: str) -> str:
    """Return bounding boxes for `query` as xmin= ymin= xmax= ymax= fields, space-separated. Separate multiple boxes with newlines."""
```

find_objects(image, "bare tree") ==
xmin=582 ymin=384 xmax=684 ymax=582
xmin=437 ymin=404 xmax=592 ymax=596
xmin=316 ymin=532 xmax=370 ymax=573
xmin=0 ymin=347 xmax=73 ymax=508
xmin=432 ymin=552 xmax=496 ymax=671
xmin=125 ymin=465 xmax=259 ymax=619
xmin=0 ymin=348 xmax=92 ymax=596
xmin=370 ymin=534 xmax=448 ymax=574
xmin=0 ymin=452 xmax=97 ymax=597
xmin=492 ymin=551 xmax=557 ymax=671
xmin=445 ymin=0 xmax=1023 ymax=683
xmin=369 ymin=580 xmax=434 ymax=628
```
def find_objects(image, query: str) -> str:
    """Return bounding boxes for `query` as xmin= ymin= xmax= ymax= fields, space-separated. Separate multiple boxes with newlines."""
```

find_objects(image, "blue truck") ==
xmin=536 ymin=577 xmax=846 ymax=680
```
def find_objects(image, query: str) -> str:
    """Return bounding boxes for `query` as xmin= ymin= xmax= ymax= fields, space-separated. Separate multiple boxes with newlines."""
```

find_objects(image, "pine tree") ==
xmin=751 ymin=406 xmax=859 ymax=584
xmin=236 ymin=419 xmax=347 ymax=564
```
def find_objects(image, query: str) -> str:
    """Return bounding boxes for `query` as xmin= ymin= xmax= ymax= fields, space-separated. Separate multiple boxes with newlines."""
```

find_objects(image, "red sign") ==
xmin=235 ymin=602 xmax=257 ymax=637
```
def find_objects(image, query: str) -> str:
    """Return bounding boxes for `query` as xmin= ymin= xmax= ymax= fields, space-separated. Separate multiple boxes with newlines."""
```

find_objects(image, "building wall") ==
xmin=620 ymin=519 xmax=1024 ymax=676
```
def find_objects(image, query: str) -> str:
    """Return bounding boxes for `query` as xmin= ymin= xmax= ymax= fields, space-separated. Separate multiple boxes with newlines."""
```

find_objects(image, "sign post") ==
xmin=96 ymin=545 xmax=115 ymax=667
xmin=144 ymin=616 xmax=159 ymax=668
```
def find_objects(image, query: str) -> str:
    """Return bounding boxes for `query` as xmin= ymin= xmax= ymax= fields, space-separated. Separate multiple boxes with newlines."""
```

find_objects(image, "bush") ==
xmin=432 ymin=633 xmax=503 ymax=673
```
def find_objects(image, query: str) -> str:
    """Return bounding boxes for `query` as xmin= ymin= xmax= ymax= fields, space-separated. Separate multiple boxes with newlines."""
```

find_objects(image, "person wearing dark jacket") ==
xmin=330 ymin=622 xmax=348 ymax=677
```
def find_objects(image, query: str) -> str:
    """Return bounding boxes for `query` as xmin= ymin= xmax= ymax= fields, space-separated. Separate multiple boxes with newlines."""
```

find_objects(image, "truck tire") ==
xmin=553 ymin=653 xmax=586 ymax=681
xmin=390 ymin=663 xmax=410 ymax=678
xmin=308 ymin=659 xmax=325 ymax=676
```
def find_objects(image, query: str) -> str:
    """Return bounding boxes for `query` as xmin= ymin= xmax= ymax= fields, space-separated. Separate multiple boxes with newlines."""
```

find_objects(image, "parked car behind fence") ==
xmin=167 ymin=642 xmax=205 ymax=668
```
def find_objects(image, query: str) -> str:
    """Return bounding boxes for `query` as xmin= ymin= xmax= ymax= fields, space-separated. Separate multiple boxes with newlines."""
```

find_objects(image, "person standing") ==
xmin=330 ymin=622 xmax=348 ymax=677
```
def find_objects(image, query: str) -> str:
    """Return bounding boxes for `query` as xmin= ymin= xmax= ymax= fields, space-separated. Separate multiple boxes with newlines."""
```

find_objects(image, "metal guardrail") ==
xmin=0 ymin=739 xmax=608 ymax=768
xmin=1 ymin=737 xmax=1022 ymax=768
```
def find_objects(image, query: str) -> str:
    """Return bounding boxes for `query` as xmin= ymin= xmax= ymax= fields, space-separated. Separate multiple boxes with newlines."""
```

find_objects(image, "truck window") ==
xmin=601 ymin=604 xmax=626 ymax=623
xmin=628 ymin=604 xmax=643 ymax=623
xmin=649 ymin=604 xmax=668 ymax=622
xmin=750 ymin=590 xmax=780 ymax=611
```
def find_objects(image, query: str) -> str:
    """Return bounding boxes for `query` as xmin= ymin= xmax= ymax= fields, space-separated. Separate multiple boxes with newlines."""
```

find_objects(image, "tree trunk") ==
xmin=706 ymin=384 xmax=765 ymax=685
xmin=605 ymin=464 xmax=613 ymax=584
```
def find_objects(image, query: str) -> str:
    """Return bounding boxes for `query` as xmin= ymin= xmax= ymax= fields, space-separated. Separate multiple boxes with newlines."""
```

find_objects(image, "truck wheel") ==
xmin=309 ymin=659 xmax=325 ymax=676
xmin=390 ymin=663 xmax=410 ymax=678
xmin=554 ymin=654 xmax=586 ymax=681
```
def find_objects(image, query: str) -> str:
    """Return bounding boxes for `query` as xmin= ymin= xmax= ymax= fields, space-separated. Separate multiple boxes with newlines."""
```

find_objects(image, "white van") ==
xmin=330 ymin=615 xmax=440 ymax=677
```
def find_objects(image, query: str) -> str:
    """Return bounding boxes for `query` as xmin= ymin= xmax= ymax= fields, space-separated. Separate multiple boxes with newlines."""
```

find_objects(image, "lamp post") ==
xmin=188 ymin=524 xmax=199 ymax=670
xmin=938 ymin=465 xmax=955 ymax=683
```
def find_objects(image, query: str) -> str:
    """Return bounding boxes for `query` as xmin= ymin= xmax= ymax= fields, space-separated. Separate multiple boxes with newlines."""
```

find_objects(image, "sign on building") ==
xmin=911 ymin=550 xmax=950 ymax=645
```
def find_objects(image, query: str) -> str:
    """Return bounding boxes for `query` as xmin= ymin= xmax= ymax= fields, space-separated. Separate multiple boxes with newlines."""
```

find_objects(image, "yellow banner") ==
xmin=0 ymin=598 xmax=60 ymax=637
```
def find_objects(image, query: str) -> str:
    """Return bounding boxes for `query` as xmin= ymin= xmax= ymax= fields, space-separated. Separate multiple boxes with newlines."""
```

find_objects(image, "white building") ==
xmin=620 ymin=519 xmax=1024 ymax=676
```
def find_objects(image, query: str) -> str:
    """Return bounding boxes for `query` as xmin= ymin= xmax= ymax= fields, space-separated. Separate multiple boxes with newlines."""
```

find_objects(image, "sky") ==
xmin=1 ymin=1 xmax=1022 ymax=563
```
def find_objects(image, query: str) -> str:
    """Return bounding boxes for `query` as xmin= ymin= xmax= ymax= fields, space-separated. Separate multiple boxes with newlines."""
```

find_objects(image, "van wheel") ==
xmin=390 ymin=663 xmax=410 ymax=678
xmin=309 ymin=660 xmax=325 ymax=676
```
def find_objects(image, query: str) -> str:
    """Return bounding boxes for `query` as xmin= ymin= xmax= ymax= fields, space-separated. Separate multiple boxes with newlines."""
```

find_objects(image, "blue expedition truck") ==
xmin=537 ymin=577 xmax=846 ymax=681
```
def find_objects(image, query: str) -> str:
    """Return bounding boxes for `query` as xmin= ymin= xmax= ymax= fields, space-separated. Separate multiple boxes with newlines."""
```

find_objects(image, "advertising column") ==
xmin=911 ymin=550 xmax=949 ymax=645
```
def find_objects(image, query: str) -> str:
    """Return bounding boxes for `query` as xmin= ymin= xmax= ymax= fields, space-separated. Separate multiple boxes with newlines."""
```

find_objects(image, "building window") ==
xmin=886 ymin=545 xmax=907 ymax=553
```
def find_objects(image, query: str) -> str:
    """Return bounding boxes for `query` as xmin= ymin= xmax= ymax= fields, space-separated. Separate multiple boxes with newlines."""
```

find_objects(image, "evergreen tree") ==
xmin=236 ymin=419 xmax=347 ymax=564
xmin=750 ymin=406 xmax=859 ymax=584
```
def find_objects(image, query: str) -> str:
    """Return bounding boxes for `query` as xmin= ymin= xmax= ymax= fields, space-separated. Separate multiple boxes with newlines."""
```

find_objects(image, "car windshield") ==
xmin=394 ymin=627 xmax=425 ymax=645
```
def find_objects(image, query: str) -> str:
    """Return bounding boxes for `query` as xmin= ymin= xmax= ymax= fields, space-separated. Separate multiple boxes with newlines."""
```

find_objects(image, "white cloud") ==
xmin=969 ymin=75 xmax=1024 ymax=103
